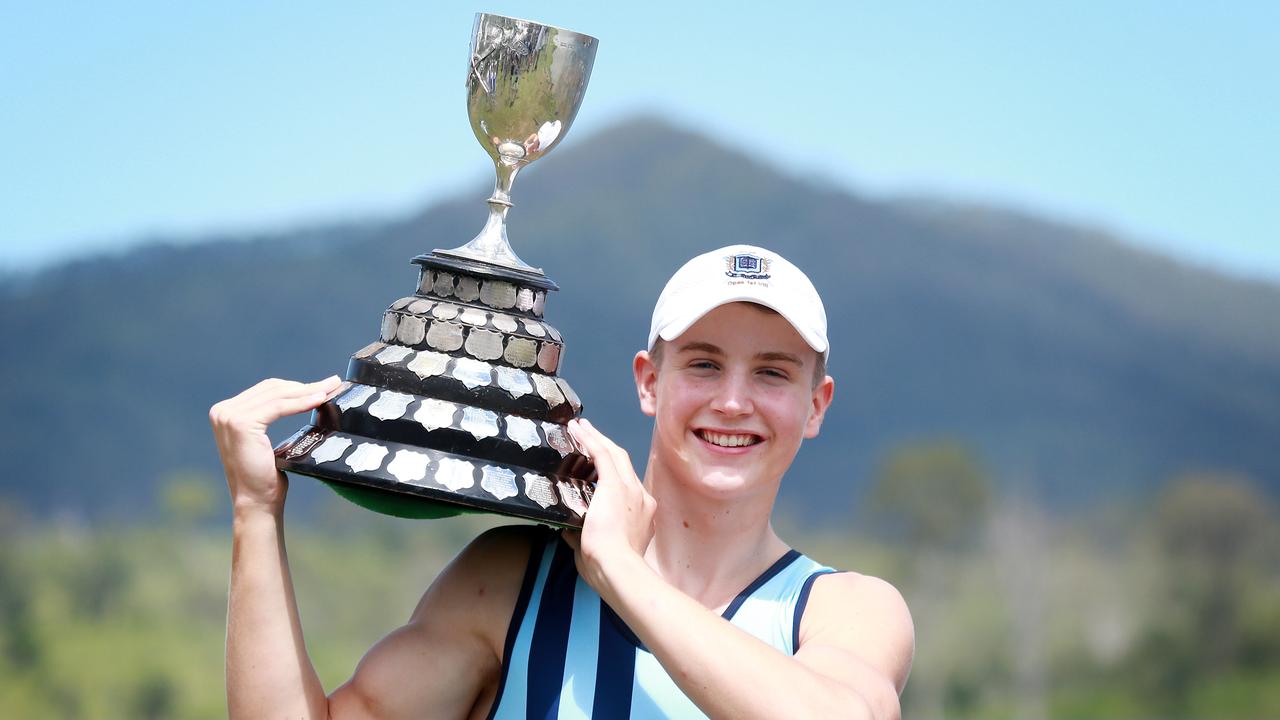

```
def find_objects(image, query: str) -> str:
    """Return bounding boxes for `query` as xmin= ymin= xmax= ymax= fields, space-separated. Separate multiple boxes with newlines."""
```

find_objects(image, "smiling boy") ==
xmin=213 ymin=244 xmax=914 ymax=718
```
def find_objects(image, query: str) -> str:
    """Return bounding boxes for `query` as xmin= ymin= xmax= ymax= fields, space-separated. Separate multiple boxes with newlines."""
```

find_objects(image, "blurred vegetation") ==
xmin=1 ymin=448 xmax=1277 ymax=718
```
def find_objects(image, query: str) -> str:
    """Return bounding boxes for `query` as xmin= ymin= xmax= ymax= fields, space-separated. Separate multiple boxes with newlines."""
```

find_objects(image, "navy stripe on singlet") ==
xmin=526 ymin=538 xmax=578 ymax=719
xmin=722 ymin=549 xmax=801 ymax=620
xmin=592 ymin=601 xmax=637 ymax=717
xmin=485 ymin=529 xmax=553 ymax=720
xmin=792 ymin=569 xmax=836 ymax=654
xmin=601 ymin=549 xmax=805 ymax=651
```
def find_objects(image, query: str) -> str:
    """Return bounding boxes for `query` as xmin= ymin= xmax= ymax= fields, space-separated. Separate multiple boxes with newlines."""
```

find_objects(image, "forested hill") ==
xmin=3 ymin=117 xmax=1278 ymax=521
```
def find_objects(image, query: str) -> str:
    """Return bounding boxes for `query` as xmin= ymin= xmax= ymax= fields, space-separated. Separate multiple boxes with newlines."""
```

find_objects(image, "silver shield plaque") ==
xmin=380 ymin=313 xmax=399 ymax=342
xmin=532 ymin=374 xmax=566 ymax=408
xmin=504 ymin=338 xmax=538 ymax=368
xmin=543 ymin=422 xmax=574 ymax=457
xmin=436 ymin=457 xmax=476 ymax=491
xmin=465 ymin=329 xmax=505 ymax=361
xmin=524 ymin=473 xmax=558 ymax=509
xmin=459 ymin=307 xmax=489 ymax=326
xmin=461 ymin=407 xmax=500 ymax=440
xmin=397 ymin=315 xmax=427 ymax=346
xmin=368 ymin=391 xmax=415 ymax=421
xmin=375 ymin=345 xmax=413 ymax=365
xmin=505 ymin=415 xmax=541 ymax=450
xmin=451 ymin=357 xmax=493 ymax=389
xmin=414 ymin=398 xmax=459 ymax=432
xmin=480 ymin=465 xmax=518 ymax=500
xmin=495 ymin=366 xmax=534 ymax=399
xmin=407 ymin=350 xmax=450 ymax=379
xmin=479 ymin=280 xmax=517 ymax=309
xmin=432 ymin=302 xmax=461 ymax=320
xmin=456 ymin=276 xmax=481 ymax=301
xmin=491 ymin=314 xmax=518 ymax=334
xmin=336 ymin=384 xmax=377 ymax=412
xmin=345 ymin=443 xmax=389 ymax=473
xmin=310 ymin=436 xmax=352 ymax=464
xmin=425 ymin=322 xmax=465 ymax=352
xmin=536 ymin=343 xmax=561 ymax=374
xmin=557 ymin=480 xmax=587 ymax=517
xmin=387 ymin=449 xmax=431 ymax=485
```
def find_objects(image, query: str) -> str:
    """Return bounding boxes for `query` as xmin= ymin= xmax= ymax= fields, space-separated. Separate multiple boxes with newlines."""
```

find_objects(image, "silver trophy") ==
xmin=273 ymin=14 xmax=599 ymax=527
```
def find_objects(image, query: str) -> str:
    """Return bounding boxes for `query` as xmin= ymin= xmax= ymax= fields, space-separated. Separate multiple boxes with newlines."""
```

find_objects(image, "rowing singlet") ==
xmin=486 ymin=529 xmax=837 ymax=719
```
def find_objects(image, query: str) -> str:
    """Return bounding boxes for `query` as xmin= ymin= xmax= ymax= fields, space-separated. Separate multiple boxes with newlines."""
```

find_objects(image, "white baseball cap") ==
xmin=647 ymin=244 xmax=829 ymax=358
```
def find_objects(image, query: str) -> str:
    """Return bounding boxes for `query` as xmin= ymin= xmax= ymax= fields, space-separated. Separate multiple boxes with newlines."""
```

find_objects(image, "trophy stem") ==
xmin=436 ymin=160 xmax=543 ymax=274
xmin=487 ymin=157 xmax=521 ymax=207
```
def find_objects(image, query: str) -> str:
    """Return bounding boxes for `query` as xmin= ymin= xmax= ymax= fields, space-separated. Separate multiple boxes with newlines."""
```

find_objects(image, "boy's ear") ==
xmin=803 ymin=375 xmax=835 ymax=439
xmin=634 ymin=350 xmax=658 ymax=417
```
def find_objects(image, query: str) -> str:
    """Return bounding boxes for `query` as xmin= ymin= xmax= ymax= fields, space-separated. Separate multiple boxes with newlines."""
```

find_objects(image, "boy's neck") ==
xmin=641 ymin=461 xmax=791 ymax=612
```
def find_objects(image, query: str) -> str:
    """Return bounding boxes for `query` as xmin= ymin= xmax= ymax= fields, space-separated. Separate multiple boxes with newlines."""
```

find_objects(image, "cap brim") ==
xmin=655 ymin=295 xmax=828 ymax=355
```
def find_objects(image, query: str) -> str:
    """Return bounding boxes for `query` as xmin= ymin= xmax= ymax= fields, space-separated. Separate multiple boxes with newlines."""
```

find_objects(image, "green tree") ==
xmin=868 ymin=440 xmax=992 ymax=554
xmin=1130 ymin=472 xmax=1280 ymax=714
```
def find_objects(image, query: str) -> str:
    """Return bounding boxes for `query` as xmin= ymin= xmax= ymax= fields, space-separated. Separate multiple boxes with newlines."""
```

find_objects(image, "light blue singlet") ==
xmin=486 ymin=528 xmax=837 ymax=719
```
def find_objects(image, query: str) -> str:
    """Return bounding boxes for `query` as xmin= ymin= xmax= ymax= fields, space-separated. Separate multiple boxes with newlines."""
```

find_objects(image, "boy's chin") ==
xmin=690 ymin=469 xmax=764 ymax=499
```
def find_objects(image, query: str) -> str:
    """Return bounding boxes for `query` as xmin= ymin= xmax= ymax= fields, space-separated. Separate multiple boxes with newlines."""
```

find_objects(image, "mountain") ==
xmin=2 ymin=116 xmax=1277 ymax=521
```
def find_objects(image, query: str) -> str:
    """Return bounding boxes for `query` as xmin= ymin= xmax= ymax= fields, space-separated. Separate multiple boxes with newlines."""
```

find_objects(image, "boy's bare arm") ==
xmin=564 ymin=418 xmax=914 ymax=720
xmin=213 ymin=379 xmax=522 ymax=719
xmin=213 ymin=377 xmax=338 ymax=718
xmin=328 ymin=526 xmax=536 ymax=719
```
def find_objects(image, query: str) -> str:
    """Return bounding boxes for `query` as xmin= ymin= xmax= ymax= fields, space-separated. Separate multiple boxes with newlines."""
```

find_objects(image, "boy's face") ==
xmin=634 ymin=302 xmax=834 ymax=500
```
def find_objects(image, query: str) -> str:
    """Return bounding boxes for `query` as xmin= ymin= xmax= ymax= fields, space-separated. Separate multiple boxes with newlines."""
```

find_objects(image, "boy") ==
xmin=212 ymin=244 xmax=914 ymax=718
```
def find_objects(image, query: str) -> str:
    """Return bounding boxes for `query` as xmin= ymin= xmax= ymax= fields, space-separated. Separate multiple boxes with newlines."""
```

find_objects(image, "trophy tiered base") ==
xmin=274 ymin=253 xmax=596 ymax=528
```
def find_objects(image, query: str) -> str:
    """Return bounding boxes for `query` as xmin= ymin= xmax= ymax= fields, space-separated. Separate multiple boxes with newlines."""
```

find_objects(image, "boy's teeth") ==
xmin=700 ymin=430 xmax=757 ymax=447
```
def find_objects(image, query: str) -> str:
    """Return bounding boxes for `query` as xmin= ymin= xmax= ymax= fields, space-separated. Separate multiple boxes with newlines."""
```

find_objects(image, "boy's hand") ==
xmin=209 ymin=376 xmax=343 ymax=514
xmin=562 ymin=418 xmax=656 ymax=586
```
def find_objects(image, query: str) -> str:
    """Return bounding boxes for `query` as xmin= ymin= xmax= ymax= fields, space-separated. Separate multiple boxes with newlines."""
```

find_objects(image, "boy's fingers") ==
xmin=577 ymin=419 xmax=640 ymax=486
xmin=260 ymin=394 xmax=329 ymax=423
xmin=567 ymin=419 xmax=599 ymax=460
xmin=238 ymin=375 xmax=340 ymax=405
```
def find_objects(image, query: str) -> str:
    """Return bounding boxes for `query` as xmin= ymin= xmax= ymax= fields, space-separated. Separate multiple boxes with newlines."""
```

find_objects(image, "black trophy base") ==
xmin=275 ymin=247 xmax=594 ymax=526
xmin=275 ymin=423 xmax=593 ymax=529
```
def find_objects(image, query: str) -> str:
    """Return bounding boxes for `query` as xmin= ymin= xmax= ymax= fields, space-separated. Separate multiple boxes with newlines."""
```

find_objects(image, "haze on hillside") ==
xmin=2 ymin=117 xmax=1277 ymax=521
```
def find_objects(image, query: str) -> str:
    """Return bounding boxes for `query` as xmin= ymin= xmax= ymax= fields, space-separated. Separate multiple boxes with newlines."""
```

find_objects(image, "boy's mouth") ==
xmin=695 ymin=429 xmax=763 ymax=448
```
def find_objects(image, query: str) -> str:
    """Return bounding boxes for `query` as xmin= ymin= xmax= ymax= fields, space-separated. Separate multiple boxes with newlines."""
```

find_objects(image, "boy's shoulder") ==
xmin=798 ymin=569 xmax=915 ymax=694
xmin=434 ymin=523 xmax=554 ymax=595
xmin=332 ymin=524 xmax=553 ymax=714
xmin=406 ymin=523 xmax=553 ymax=634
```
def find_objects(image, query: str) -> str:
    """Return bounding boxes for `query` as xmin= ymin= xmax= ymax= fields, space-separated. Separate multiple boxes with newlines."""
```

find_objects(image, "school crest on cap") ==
xmin=724 ymin=253 xmax=771 ymax=280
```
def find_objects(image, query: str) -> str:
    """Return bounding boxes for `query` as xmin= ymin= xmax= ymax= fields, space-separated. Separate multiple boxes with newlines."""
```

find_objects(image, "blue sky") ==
xmin=2 ymin=2 xmax=1276 ymax=280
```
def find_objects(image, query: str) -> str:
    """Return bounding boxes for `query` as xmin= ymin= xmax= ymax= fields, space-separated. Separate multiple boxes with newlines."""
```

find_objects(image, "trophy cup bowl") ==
xmin=439 ymin=13 xmax=598 ymax=275
xmin=272 ymin=14 xmax=599 ymax=528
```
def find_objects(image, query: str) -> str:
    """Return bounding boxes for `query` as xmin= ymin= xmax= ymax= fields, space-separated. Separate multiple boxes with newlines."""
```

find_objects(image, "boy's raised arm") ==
xmin=212 ymin=377 xmax=518 ymax=719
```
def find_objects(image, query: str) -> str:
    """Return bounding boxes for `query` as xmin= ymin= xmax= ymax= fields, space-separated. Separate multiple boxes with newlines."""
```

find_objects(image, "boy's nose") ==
xmin=710 ymin=373 xmax=753 ymax=416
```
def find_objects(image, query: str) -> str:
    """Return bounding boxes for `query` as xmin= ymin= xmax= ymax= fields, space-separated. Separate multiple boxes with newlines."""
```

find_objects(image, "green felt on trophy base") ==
xmin=320 ymin=480 xmax=477 ymax=520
